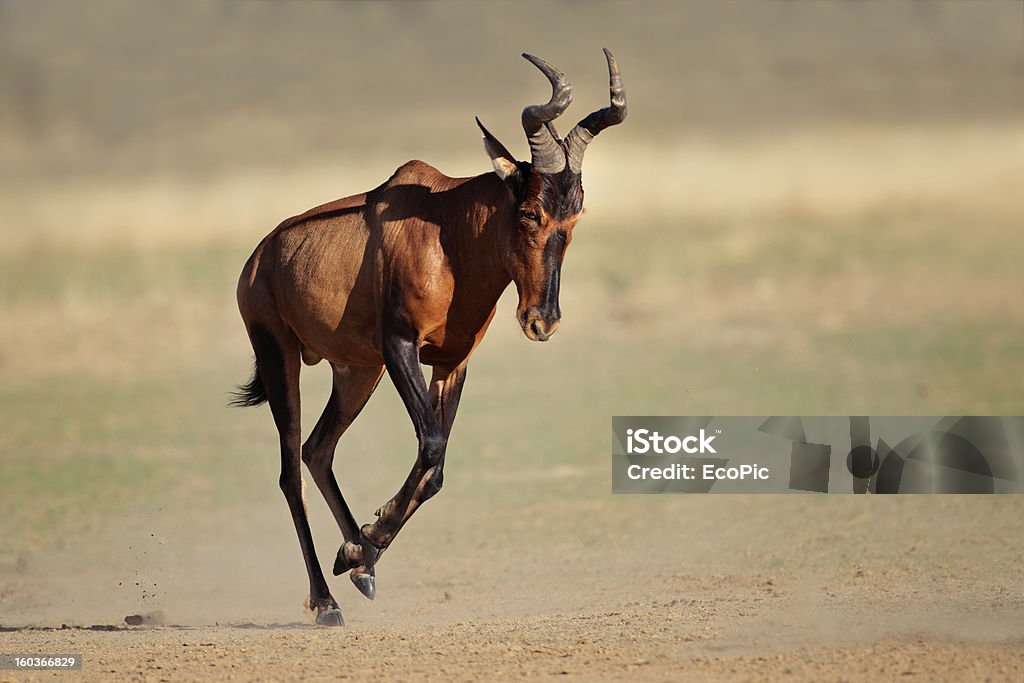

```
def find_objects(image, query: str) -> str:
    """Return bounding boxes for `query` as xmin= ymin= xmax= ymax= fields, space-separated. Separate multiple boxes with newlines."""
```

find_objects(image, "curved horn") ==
xmin=521 ymin=53 xmax=573 ymax=174
xmin=565 ymin=48 xmax=627 ymax=174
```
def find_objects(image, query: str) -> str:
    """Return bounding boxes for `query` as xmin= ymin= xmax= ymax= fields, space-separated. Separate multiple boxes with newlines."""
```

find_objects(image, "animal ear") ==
xmin=475 ymin=117 xmax=520 ymax=181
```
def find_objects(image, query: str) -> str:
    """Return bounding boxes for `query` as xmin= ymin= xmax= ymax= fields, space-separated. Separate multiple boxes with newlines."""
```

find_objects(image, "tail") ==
xmin=228 ymin=359 xmax=268 ymax=407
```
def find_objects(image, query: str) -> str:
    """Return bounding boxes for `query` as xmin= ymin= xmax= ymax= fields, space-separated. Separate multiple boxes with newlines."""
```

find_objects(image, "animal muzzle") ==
xmin=520 ymin=307 xmax=561 ymax=342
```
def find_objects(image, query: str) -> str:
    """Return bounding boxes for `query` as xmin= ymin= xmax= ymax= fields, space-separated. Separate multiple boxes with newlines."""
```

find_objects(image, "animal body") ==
xmin=233 ymin=50 xmax=626 ymax=625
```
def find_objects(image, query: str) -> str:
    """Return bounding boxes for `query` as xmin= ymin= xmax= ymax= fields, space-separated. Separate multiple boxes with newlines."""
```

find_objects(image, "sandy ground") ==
xmin=3 ymin=625 xmax=1023 ymax=682
xmin=3 ymin=496 xmax=1022 ymax=681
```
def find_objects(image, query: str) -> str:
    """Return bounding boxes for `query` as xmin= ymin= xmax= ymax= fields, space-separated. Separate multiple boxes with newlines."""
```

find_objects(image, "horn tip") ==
xmin=522 ymin=53 xmax=540 ymax=70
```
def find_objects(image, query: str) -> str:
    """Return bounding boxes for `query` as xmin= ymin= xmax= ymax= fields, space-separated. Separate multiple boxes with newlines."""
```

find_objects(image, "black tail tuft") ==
xmin=229 ymin=360 xmax=268 ymax=407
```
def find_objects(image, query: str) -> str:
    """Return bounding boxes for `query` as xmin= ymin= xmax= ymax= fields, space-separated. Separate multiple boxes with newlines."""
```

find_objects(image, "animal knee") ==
xmin=419 ymin=434 xmax=446 ymax=467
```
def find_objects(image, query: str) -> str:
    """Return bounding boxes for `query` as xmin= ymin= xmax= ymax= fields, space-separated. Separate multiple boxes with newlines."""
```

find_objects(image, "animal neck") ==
xmin=441 ymin=172 xmax=518 ymax=309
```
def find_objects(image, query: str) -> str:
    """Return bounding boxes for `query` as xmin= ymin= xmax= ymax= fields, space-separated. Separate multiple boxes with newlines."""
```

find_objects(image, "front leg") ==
xmin=334 ymin=356 xmax=468 ymax=599
xmin=360 ymin=334 xmax=449 ymax=555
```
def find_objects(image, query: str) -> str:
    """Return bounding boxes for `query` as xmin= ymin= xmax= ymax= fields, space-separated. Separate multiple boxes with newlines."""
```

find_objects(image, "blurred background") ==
xmin=1 ymin=0 xmax=1022 ymax=628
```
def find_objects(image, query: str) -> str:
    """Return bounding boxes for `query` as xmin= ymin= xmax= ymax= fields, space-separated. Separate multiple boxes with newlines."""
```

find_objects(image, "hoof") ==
xmin=351 ymin=573 xmax=376 ymax=600
xmin=315 ymin=607 xmax=345 ymax=627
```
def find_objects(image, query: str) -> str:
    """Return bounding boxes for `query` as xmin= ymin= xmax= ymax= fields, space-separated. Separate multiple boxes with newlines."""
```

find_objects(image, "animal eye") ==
xmin=519 ymin=209 xmax=539 ymax=223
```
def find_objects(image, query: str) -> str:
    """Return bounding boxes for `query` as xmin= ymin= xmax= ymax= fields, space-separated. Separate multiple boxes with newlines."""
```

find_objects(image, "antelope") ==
xmin=233 ymin=50 xmax=626 ymax=625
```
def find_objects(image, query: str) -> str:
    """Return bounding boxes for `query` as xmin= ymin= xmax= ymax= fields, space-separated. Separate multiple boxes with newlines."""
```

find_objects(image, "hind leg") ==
xmin=248 ymin=322 xmax=343 ymax=626
xmin=300 ymin=363 xmax=385 ymax=599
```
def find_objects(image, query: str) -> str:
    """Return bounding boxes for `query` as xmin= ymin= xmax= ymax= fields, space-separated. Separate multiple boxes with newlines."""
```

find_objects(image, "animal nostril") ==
xmin=531 ymin=320 xmax=544 ymax=336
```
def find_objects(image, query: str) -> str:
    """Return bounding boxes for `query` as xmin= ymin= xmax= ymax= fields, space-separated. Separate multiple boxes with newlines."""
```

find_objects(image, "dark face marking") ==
xmin=537 ymin=170 xmax=584 ymax=220
xmin=538 ymin=229 xmax=566 ymax=318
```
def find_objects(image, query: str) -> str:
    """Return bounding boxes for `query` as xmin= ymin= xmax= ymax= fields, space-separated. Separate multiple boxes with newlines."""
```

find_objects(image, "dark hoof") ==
xmin=351 ymin=573 xmax=376 ymax=600
xmin=315 ymin=607 xmax=345 ymax=627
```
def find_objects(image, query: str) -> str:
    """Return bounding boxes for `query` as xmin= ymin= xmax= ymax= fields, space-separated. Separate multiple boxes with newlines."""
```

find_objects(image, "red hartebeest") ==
xmin=233 ymin=50 xmax=626 ymax=625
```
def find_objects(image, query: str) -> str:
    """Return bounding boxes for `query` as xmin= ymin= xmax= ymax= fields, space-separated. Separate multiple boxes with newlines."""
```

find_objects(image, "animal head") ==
xmin=476 ymin=49 xmax=627 ymax=342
